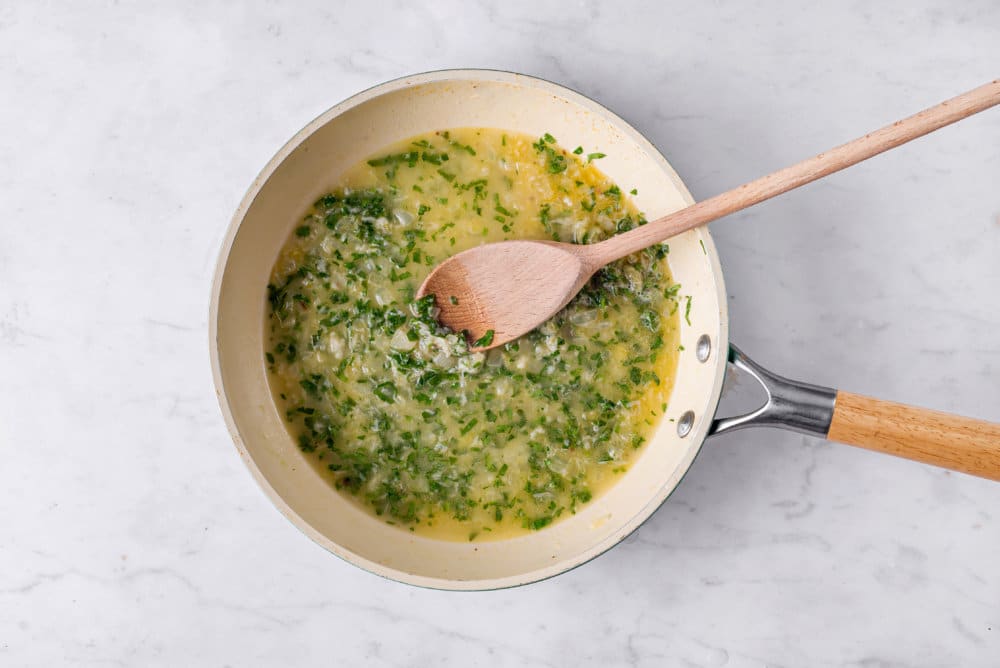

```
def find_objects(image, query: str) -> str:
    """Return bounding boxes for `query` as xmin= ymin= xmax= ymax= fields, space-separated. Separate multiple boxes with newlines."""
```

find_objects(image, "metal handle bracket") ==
xmin=709 ymin=345 xmax=837 ymax=438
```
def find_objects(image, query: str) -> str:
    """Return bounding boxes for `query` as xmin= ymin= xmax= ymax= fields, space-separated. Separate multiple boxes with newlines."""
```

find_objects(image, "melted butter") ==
xmin=266 ymin=128 xmax=680 ymax=542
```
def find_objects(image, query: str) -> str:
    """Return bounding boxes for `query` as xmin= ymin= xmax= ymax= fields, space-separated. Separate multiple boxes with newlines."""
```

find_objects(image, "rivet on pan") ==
xmin=677 ymin=411 xmax=695 ymax=438
xmin=696 ymin=334 xmax=711 ymax=362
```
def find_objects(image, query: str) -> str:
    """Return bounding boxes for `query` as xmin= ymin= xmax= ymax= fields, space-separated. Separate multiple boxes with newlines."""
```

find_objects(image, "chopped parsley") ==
xmin=472 ymin=329 xmax=495 ymax=348
xmin=266 ymin=129 xmax=680 ymax=540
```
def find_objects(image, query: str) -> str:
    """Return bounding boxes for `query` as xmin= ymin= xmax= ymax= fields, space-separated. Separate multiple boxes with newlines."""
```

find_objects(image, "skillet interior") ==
xmin=210 ymin=70 xmax=729 ymax=589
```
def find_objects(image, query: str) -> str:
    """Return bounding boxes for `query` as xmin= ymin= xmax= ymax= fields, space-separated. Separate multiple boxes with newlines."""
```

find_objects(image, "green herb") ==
xmin=267 ymin=130 xmax=679 ymax=534
xmin=450 ymin=140 xmax=477 ymax=156
xmin=367 ymin=151 xmax=419 ymax=167
xmin=295 ymin=225 xmax=311 ymax=237
xmin=586 ymin=152 xmax=606 ymax=162
xmin=389 ymin=267 xmax=411 ymax=282
xmin=472 ymin=329 xmax=495 ymax=347
xmin=421 ymin=152 xmax=449 ymax=165
xmin=539 ymin=204 xmax=553 ymax=236
xmin=533 ymin=134 xmax=568 ymax=173
xmin=460 ymin=418 xmax=479 ymax=435
xmin=374 ymin=382 xmax=397 ymax=402
xmin=493 ymin=193 xmax=513 ymax=217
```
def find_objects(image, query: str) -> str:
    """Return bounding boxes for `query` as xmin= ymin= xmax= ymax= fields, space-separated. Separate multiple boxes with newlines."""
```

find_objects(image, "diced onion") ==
xmin=389 ymin=329 xmax=416 ymax=351
xmin=394 ymin=209 xmax=413 ymax=226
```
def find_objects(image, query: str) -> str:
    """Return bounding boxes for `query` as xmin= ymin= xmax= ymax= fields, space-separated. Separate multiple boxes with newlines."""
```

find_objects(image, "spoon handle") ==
xmin=591 ymin=79 xmax=1000 ymax=265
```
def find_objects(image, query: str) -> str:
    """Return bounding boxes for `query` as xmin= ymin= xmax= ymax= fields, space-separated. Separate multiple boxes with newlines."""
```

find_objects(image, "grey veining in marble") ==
xmin=1 ymin=1 xmax=998 ymax=666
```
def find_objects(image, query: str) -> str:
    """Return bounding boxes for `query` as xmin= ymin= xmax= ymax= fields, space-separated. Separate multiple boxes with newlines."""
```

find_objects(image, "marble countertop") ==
xmin=3 ymin=2 xmax=998 ymax=666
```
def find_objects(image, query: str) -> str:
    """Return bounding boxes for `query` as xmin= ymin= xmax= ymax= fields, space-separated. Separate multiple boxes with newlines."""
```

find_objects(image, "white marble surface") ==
xmin=2 ymin=2 xmax=999 ymax=666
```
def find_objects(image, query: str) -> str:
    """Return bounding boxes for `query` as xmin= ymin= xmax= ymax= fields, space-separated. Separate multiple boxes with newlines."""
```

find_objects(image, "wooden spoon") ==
xmin=418 ymin=80 xmax=1000 ymax=351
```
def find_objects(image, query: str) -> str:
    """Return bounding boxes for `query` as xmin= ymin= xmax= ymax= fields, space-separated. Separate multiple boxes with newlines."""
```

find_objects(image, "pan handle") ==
xmin=710 ymin=345 xmax=1000 ymax=481
xmin=708 ymin=345 xmax=836 ymax=438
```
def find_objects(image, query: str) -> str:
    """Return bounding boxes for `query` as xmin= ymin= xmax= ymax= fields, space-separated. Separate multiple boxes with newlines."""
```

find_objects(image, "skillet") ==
xmin=210 ymin=70 xmax=1000 ymax=589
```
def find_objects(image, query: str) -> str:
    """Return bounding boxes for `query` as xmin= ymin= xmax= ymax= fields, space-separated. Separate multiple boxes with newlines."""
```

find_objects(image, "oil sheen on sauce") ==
xmin=265 ymin=128 xmax=681 ymax=541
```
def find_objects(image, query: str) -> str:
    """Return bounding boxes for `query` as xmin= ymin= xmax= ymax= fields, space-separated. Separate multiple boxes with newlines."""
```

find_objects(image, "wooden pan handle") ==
xmin=827 ymin=391 xmax=1000 ymax=481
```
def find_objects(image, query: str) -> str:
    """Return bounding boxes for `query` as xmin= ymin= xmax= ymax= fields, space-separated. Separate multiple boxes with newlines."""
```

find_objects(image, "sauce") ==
xmin=265 ymin=128 xmax=681 ymax=541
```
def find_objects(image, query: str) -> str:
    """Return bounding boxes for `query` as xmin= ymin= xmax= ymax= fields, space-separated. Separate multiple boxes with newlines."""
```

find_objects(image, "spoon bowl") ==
xmin=416 ymin=240 xmax=598 ymax=350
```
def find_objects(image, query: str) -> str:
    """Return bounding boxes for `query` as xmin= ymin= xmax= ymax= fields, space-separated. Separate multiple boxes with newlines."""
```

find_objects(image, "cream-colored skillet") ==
xmin=210 ymin=70 xmax=1000 ymax=590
